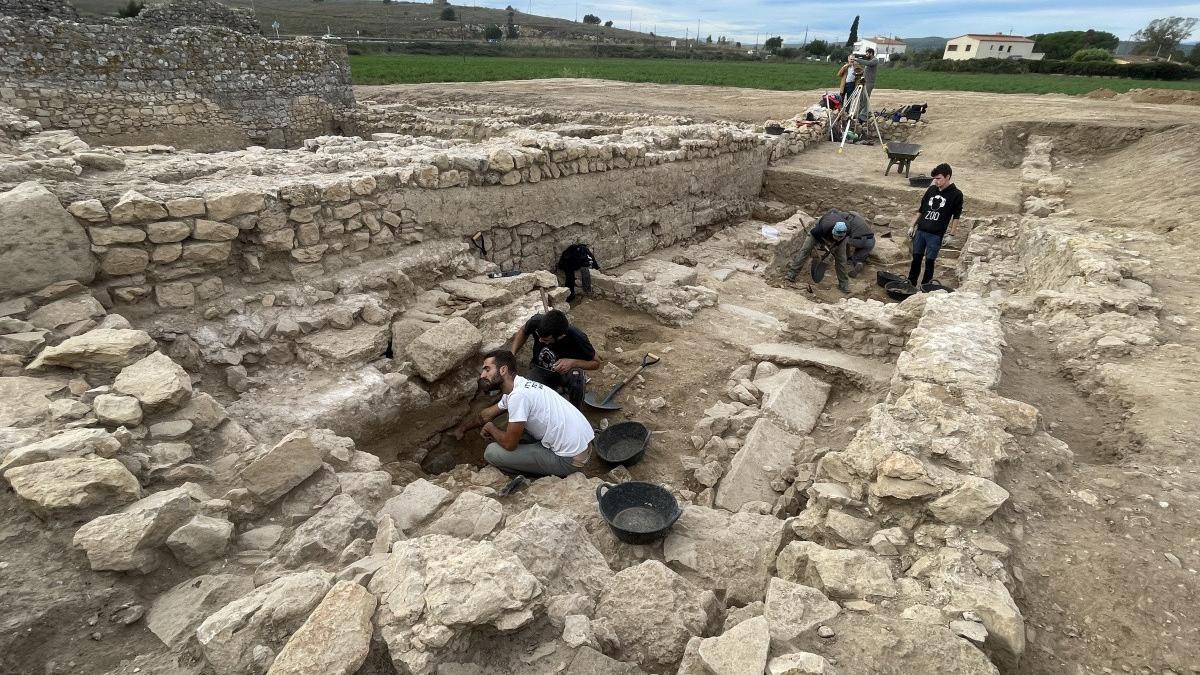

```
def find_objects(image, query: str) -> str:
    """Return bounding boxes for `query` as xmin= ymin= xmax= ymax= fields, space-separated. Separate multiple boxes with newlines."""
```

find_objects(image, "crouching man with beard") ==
xmin=451 ymin=349 xmax=594 ymax=478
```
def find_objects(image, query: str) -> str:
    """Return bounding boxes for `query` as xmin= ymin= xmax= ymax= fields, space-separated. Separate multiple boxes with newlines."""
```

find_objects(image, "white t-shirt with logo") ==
xmin=500 ymin=376 xmax=595 ymax=458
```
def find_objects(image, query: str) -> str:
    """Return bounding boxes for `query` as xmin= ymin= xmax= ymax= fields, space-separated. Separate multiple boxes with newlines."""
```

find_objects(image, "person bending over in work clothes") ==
xmin=907 ymin=163 xmax=964 ymax=286
xmin=510 ymin=309 xmax=600 ymax=408
xmin=453 ymin=349 xmax=594 ymax=478
xmin=784 ymin=217 xmax=852 ymax=294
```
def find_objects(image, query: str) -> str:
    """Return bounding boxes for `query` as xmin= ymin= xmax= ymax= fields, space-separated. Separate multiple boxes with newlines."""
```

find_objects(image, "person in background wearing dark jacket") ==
xmin=783 ymin=215 xmax=852 ymax=294
xmin=907 ymin=163 xmax=964 ymax=286
xmin=509 ymin=310 xmax=601 ymax=407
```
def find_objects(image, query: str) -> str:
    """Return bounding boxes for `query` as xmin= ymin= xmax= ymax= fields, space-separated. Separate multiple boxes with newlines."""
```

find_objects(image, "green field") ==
xmin=351 ymin=55 xmax=1200 ymax=95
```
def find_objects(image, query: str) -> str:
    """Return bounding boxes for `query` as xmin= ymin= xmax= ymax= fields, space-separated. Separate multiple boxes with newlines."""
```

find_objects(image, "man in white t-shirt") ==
xmin=452 ymin=349 xmax=594 ymax=477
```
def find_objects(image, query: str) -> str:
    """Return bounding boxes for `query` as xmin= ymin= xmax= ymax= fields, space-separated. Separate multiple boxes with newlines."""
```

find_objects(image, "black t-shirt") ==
xmin=917 ymin=183 xmax=964 ymax=236
xmin=523 ymin=314 xmax=597 ymax=370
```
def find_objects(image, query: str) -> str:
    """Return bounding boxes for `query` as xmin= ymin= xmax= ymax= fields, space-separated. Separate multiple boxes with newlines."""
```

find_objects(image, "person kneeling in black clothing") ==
xmin=509 ymin=310 xmax=601 ymax=408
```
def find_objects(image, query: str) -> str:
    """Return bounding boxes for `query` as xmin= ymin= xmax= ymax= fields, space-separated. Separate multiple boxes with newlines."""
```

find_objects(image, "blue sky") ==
xmin=469 ymin=0 xmax=1200 ymax=45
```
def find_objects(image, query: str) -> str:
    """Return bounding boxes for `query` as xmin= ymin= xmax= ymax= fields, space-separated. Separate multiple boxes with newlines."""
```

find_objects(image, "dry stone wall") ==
xmin=0 ymin=17 xmax=352 ymax=149
xmin=133 ymin=0 xmax=260 ymax=34
xmin=36 ymin=123 xmax=824 ymax=313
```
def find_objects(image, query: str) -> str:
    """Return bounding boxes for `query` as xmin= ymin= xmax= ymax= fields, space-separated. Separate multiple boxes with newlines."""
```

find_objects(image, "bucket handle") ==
xmin=595 ymin=482 xmax=614 ymax=503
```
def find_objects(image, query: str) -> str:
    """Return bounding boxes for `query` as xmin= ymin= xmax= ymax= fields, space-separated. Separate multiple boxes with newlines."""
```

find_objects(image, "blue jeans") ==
xmin=908 ymin=230 xmax=943 ymax=285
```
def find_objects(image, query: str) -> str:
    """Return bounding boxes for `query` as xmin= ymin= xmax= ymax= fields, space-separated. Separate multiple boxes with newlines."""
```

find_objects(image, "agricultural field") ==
xmin=352 ymin=54 xmax=1200 ymax=95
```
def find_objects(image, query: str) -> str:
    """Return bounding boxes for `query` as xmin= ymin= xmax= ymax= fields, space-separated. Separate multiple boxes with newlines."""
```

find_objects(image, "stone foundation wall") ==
xmin=0 ymin=17 xmax=353 ymax=149
xmin=57 ymin=147 xmax=767 ymax=309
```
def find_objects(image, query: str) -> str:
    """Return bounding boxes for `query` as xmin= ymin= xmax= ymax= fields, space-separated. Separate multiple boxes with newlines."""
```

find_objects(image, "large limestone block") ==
xmin=166 ymin=515 xmax=234 ymax=566
xmin=196 ymin=570 xmax=333 ymax=675
xmin=72 ymin=484 xmax=205 ymax=572
xmin=110 ymin=189 xmax=166 ymax=224
xmin=595 ymin=560 xmax=718 ymax=672
xmin=6 ymin=457 xmax=140 ymax=518
xmin=147 ymin=573 xmax=254 ymax=648
xmin=663 ymin=505 xmax=786 ymax=605
xmin=267 ymin=581 xmax=377 ymax=675
xmin=566 ymin=647 xmax=646 ymax=674
xmin=407 ymin=317 xmax=482 ymax=382
xmin=424 ymin=490 xmax=505 ymax=540
xmin=113 ymin=351 xmax=192 ymax=408
xmin=376 ymin=478 xmax=452 ymax=533
xmin=777 ymin=542 xmax=896 ymax=600
xmin=0 ymin=427 xmax=121 ymax=475
xmin=763 ymin=578 xmax=840 ymax=647
xmin=493 ymin=504 xmax=611 ymax=598
xmin=0 ymin=376 xmax=64 ymax=427
xmin=27 ymin=328 xmax=155 ymax=370
xmin=755 ymin=368 xmax=831 ymax=434
xmin=804 ymin=613 xmax=999 ymax=675
xmin=336 ymin=470 xmax=394 ymax=514
xmin=27 ymin=294 xmax=106 ymax=331
xmin=238 ymin=430 xmax=325 ymax=504
xmin=440 ymin=278 xmax=511 ymax=306
xmin=0 ymin=182 xmax=96 ymax=299
xmin=297 ymin=323 xmax=390 ymax=364
xmin=928 ymin=476 xmax=1010 ymax=526
xmin=266 ymin=494 xmax=375 ymax=572
xmin=697 ymin=615 xmax=771 ymax=675
xmin=714 ymin=417 xmax=803 ymax=513
xmin=368 ymin=535 xmax=543 ymax=674
xmin=93 ymin=393 xmax=143 ymax=427
xmin=939 ymin=576 xmax=1025 ymax=664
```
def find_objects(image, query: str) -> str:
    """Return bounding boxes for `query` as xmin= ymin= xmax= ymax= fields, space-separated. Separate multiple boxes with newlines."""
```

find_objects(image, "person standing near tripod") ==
xmin=837 ymin=55 xmax=863 ymax=102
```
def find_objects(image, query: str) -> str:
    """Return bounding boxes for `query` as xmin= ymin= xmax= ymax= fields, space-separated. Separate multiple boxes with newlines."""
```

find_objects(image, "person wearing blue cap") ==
xmin=783 ymin=212 xmax=852 ymax=293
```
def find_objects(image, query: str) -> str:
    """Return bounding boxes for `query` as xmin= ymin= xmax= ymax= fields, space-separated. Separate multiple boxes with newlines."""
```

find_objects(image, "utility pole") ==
xmin=629 ymin=8 xmax=632 ymax=31
xmin=696 ymin=19 xmax=700 ymax=46
xmin=803 ymin=25 xmax=808 ymax=47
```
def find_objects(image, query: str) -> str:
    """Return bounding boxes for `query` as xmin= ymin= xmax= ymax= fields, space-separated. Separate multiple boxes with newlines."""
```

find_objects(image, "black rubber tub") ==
xmin=909 ymin=175 xmax=933 ymax=188
xmin=921 ymin=281 xmax=955 ymax=293
xmin=595 ymin=421 xmax=649 ymax=466
xmin=595 ymin=481 xmax=682 ymax=545
xmin=885 ymin=280 xmax=920 ymax=302
xmin=876 ymin=270 xmax=907 ymax=288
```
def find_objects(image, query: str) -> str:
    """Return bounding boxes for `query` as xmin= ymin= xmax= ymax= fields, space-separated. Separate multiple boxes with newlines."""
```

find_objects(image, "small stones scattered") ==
xmin=816 ymin=625 xmax=835 ymax=639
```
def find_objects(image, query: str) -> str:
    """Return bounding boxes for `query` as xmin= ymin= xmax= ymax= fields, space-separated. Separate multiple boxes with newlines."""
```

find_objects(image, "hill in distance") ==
xmin=70 ymin=0 xmax=682 ymax=43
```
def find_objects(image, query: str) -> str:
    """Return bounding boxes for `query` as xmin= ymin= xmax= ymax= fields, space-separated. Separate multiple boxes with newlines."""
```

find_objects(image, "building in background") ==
xmin=943 ymin=33 xmax=1045 ymax=60
xmin=853 ymin=37 xmax=907 ymax=57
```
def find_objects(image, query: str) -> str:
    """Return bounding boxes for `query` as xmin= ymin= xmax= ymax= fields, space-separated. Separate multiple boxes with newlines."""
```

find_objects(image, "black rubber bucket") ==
xmin=595 ymin=481 xmax=682 ymax=545
xmin=921 ymin=281 xmax=955 ymax=293
xmin=909 ymin=175 xmax=933 ymax=188
xmin=876 ymin=270 xmax=907 ymax=288
xmin=595 ymin=421 xmax=650 ymax=466
xmin=885 ymin=280 xmax=920 ymax=302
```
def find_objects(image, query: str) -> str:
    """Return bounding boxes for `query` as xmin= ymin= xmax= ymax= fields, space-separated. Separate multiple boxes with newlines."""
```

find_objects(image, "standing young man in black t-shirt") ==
xmin=907 ymin=163 xmax=964 ymax=286
xmin=509 ymin=310 xmax=601 ymax=407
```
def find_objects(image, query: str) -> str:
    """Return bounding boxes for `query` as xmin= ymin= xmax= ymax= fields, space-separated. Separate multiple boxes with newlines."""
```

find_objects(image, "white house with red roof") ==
xmin=853 ymin=36 xmax=908 ymax=57
xmin=943 ymin=33 xmax=1045 ymax=60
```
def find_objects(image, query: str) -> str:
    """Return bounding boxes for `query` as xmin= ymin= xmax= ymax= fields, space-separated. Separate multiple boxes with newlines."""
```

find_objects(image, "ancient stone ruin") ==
xmin=3 ymin=1 xmax=1196 ymax=674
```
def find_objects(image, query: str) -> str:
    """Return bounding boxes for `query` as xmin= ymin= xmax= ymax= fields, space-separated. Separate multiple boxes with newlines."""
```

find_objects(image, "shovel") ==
xmin=584 ymin=353 xmax=661 ymax=411
xmin=811 ymin=245 xmax=835 ymax=283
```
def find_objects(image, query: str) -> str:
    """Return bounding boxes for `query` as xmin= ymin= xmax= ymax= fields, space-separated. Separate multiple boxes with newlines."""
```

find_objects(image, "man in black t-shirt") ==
xmin=907 ymin=162 xmax=964 ymax=286
xmin=509 ymin=310 xmax=600 ymax=407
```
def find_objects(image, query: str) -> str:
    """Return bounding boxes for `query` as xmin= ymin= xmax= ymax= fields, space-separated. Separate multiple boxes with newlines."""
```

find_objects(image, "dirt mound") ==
xmin=1123 ymin=88 xmax=1200 ymax=106
xmin=1085 ymin=88 xmax=1119 ymax=100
